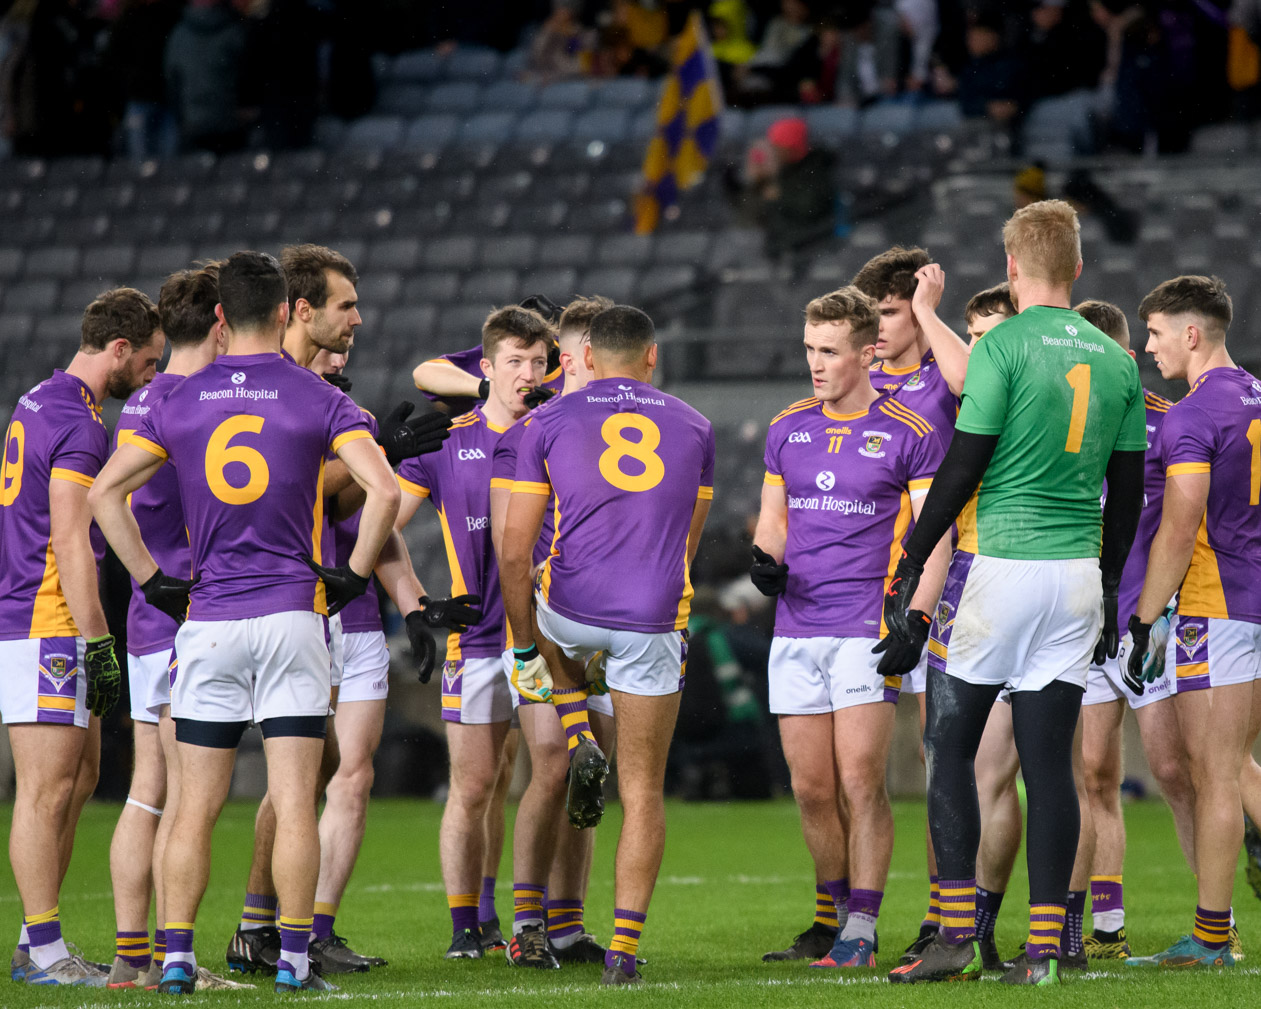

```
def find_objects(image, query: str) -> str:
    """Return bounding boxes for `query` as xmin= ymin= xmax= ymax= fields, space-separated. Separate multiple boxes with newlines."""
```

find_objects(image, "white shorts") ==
xmin=338 ymin=631 xmax=390 ymax=704
xmin=172 ymin=611 xmax=331 ymax=723
xmin=127 ymin=649 xmax=174 ymax=724
xmin=768 ymin=635 xmax=901 ymax=715
xmin=328 ymin=614 xmax=345 ymax=689
xmin=535 ymin=594 xmax=686 ymax=698
xmin=928 ymin=553 xmax=1101 ymax=693
xmin=441 ymin=655 xmax=512 ymax=725
xmin=1167 ymin=615 xmax=1261 ymax=693
xmin=0 ymin=636 xmax=88 ymax=728
xmin=900 ymin=650 xmax=930 ymax=695
xmin=1084 ymin=633 xmax=1175 ymax=709
xmin=500 ymin=650 xmax=615 ymax=716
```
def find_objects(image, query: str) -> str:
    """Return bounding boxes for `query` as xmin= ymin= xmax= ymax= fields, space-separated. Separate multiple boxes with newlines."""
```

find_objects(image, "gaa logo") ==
xmin=788 ymin=432 xmax=811 ymax=444
xmin=231 ymin=372 xmax=246 ymax=385
xmin=457 ymin=448 xmax=487 ymax=461
xmin=1066 ymin=324 xmax=1078 ymax=336
xmin=815 ymin=471 xmax=835 ymax=491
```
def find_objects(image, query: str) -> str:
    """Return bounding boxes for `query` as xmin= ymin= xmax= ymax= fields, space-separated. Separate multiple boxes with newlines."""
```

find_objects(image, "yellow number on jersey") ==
xmin=1064 ymin=363 xmax=1091 ymax=454
xmin=598 ymin=414 xmax=665 ymax=492
xmin=1248 ymin=418 xmax=1261 ymax=506
xmin=1 ymin=420 xmax=24 ymax=506
xmin=205 ymin=416 xmax=270 ymax=505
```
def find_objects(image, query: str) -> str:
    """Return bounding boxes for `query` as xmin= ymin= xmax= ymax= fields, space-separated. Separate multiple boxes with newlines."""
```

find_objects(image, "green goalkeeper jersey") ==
xmin=955 ymin=305 xmax=1147 ymax=560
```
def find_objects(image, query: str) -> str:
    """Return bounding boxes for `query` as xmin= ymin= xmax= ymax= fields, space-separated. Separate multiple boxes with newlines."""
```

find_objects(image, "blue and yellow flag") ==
xmin=634 ymin=11 xmax=722 ymax=234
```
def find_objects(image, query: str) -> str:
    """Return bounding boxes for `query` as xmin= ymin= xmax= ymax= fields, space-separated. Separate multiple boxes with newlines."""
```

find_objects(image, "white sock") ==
xmin=28 ymin=935 xmax=69 ymax=971
xmin=18 ymin=923 xmax=29 ymax=947
xmin=1093 ymin=909 xmax=1125 ymax=932
xmin=840 ymin=913 xmax=876 ymax=943
xmin=285 ymin=951 xmax=309 ymax=981
xmin=512 ymin=917 xmax=544 ymax=936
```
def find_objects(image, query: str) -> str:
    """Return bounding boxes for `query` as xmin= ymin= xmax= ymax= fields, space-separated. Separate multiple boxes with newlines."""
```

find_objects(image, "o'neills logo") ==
xmin=788 ymin=495 xmax=875 ymax=515
xmin=199 ymin=387 xmax=279 ymax=401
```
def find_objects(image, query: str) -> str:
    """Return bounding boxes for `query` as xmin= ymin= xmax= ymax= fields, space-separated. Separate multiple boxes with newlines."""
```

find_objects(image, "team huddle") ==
xmin=0 ymin=196 xmax=1257 ymax=994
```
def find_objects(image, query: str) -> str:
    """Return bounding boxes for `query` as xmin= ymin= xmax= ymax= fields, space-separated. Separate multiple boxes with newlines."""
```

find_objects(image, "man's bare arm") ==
xmin=501 ymin=490 xmax=549 ymax=652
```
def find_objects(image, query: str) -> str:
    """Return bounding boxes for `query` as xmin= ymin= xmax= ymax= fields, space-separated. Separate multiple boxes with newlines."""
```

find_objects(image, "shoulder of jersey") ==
xmin=1143 ymin=390 xmax=1173 ymax=414
xmin=770 ymin=397 xmax=820 ymax=426
xmin=878 ymin=397 xmax=933 ymax=437
xmin=449 ymin=410 xmax=482 ymax=431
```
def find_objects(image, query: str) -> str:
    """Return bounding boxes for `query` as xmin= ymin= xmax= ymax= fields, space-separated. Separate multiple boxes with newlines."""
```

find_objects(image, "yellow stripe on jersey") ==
xmin=1144 ymin=392 xmax=1173 ymax=413
xmin=908 ymin=478 xmax=932 ymax=492
xmin=928 ymin=638 xmax=947 ymax=660
xmin=129 ymin=435 xmax=168 ymax=460
xmin=330 ymin=429 xmax=372 ymax=453
xmin=311 ymin=457 xmax=327 ymax=615
xmin=489 ymin=477 xmax=513 ymax=490
xmin=513 ymin=480 xmax=551 ymax=496
xmin=769 ymin=398 xmax=820 ymax=426
xmin=956 ymin=489 xmax=980 ymax=554
xmin=437 ymin=506 xmax=469 ymax=662
xmin=880 ymin=400 xmax=932 ymax=437
xmin=37 ymin=695 xmax=76 ymax=711
xmin=29 ymin=539 xmax=77 ymax=639
xmin=50 ymin=467 xmax=94 ymax=488
xmin=764 ymin=472 xmax=785 ymax=486
xmin=398 ymin=476 xmax=431 ymax=499
xmin=1179 ymin=512 xmax=1228 ymax=619
xmin=540 ymin=461 xmax=560 ymax=602
xmin=879 ymin=491 xmax=913 ymax=637
xmin=1167 ymin=462 xmax=1211 ymax=476
xmin=697 ymin=485 xmax=713 ymax=500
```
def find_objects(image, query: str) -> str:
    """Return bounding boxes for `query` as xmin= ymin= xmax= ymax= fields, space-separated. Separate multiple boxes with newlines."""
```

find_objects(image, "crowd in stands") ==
xmin=0 ymin=0 xmax=1257 ymax=162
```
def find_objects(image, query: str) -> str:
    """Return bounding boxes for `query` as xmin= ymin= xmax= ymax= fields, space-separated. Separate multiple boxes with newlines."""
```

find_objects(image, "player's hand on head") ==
xmin=140 ymin=568 xmax=195 ymax=624
xmin=404 ymin=610 xmax=437 ymax=683
xmin=523 ymin=386 xmax=556 ymax=410
xmin=883 ymin=552 xmax=923 ymax=641
xmin=84 ymin=635 xmax=121 ymax=718
xmin=1093 ymin=590 xmax=1120 ymax=666
xmin=300 ymin=555 xmax=370 ymax=616
xmin=750 ymin=545 xmax=789 ymax=596
xmin=911 ymin=264 xmax=945 ymax=317
xmin=377 ymin=401 xmax=453 ymax=466
xmin=871 ymin=609 xmax=930 ymax=677
xmin=511 ymin=644 xmax=553 ymax=702
xmin=420 ymin=593 xmax=483 ymax=632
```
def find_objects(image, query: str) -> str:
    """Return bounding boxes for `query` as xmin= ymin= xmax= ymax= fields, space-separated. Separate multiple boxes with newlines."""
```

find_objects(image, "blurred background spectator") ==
xmin=107 ymin=0 xmax=182 ymax=161
xmin=164 ymin=0 xmax=251 ymax=153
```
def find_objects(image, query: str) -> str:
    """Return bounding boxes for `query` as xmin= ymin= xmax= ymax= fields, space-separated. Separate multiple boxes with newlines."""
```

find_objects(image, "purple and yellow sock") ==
xmin=605 ymin=908 xmax=645 ymax=976
xmin=822 ymin=878 xmax=849 ymax=930
xmin=840 ymin=888 xmax=882 ymax=942
xmin=240 ymin=892 xmax=278 ymax=931
xmin=974 ymin=885 xmax=1004 ymax=940
xmin=1064 ymin=890 xmax=1087 ymax=957
xmin=154 ymin=929 xmax=166 ymax=967
xmin=513 ymin=883 xmax=546 ymax=932
xmin=922 ymin=875 xmax=942 ymax=929
xmin=448 ymin=893 xmax=479 ymax=935
xmin=24 ymin=907 xmax=68 ymax=969
xmin=1090 ymin=875 xmax=1124 ymax=931
xmin=163 ymin=923 xmax=196 ymax=974
xmin=1026 ymin=903 xmax=1066 ymax=961
xmin=277 ymin=915 xmax=313 ymax=979
xmin=552 ymin=688 xmax=597 ymax=753
xmin=479 ymin=876 xmax=497 ymax=922
xmin=116 ymin=930 xmax=151 ymax=969
xmin=1193 ymin=906 xmax=1230 ymax=950
xmin=938 ymin=878 xmax=976 ymax=944
xmin=311 ymin=902 xmax=336 ymax=942
xmin=547 ymin=899 xmax=585 ymax=949
xmin=814 ymin=884 xmax=838 ymax=930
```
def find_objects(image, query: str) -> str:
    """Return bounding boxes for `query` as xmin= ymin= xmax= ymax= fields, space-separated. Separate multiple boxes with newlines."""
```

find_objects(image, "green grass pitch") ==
xmin=2 ymin=797 xmax=1259 ymax=1006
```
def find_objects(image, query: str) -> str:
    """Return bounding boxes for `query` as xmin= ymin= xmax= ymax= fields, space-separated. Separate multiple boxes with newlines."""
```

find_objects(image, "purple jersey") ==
xmin=1160 ymin=366 xmax=1261 ymax=623
xmin=397 ymin=406 xmax=507 ymax=659
xmin=131 ymin=353 xmax=370 ymax=622
xmin=419 ymin=345 xmax=564 ymax=416
xmin=764 ymin=395 xmax=945 ymax=638
xmin=116 ymin=372 xmax=188 ymax=654
xmin=333 ymin=408 xmax=383 ymax=634
xmin=514 ymin=378 xmax=715 ymax=634
xmin=871 ymin=349 xmax=958 ymax=438
xmin=1115 ymin=391 xmax=1172 ymax=620
xmin=491 ymin=403 xmax=555 ymax=569
xmin=0 ymin=371 xmax=109 ymax=640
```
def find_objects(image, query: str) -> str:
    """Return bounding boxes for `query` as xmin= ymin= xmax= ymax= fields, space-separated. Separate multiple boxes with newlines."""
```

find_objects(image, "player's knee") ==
xmin=530 ymin=740 xmax=569 ymax=786
xmin=450 ymin=770 xmax=498 ymax=813
xmin=790 ymin=775 xmax=837 ymax=813
xmin=839 ymin=767 xmax=886 ymax=809
xmin=328 ymin=758 xmax=375 ymax=806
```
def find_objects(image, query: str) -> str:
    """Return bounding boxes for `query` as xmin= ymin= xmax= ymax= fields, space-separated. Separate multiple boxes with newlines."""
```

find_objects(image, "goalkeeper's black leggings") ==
xmin=923 ymin=668 xmax=1083 ymax=905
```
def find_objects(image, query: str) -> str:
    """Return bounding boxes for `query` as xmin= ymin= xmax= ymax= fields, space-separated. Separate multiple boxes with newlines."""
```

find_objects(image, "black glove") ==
xmin=477 ymin=378 xmax=490 ymax=401
xmin=140 ymin=568 xmax=194 ymax=624
xmin=419 ymin=593 xmax=483 ymax=632
xmin=404 ymin=610 xmax=437 ymax=684
xmin=883 ymin=551 xmax=924 ymax=642
xmin=376 ymin=401 xmax=453 ymax=466
xmin=523 ymin=386 xmax=556 ymax=410
xmin=301 ymin=556 xmax=369 ymax=616
xmin=1093 ymin=589 xmax=1120 ymax=666
xmin=1124 ymin=614 xmax=1151 ymax=697
xmin=750 ymin=545 xmax=789 ymax=596
xmin=871 ymin=609 xmax=931 ymax=677
xmin=84 ymin=634 xmax=120 ymax=718
xmin=519 ymin=293 xmax=564 ymax=324
xmin=324 ymin=372 xmax=353 ymax=393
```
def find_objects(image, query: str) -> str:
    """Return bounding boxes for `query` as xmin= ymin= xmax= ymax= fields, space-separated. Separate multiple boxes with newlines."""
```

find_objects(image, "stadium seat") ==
xmin=390 ymin=49 xmax=445 ymax=84
xmin=1024 ymin=89 xmax=1095 ymax=154
xmin=403 ymin=114 xmax=460 ymax=152
xmin=629 ymin=107 xmax=660 ymax=141
xmin=479 ymin=234 xmax=538 ymax=269
xmin=359 ymin=175 xmax=420 ymax=207
xmin=538 ymin=234 xmax=594 ymax=266
xmin=507 ymin=200 xmax=568 ymax=231
xmin=424 ymin=82 xmax=483 ymax=115
xmin=450 ymin=200 xmax=511 ymax=232
xmin=538 ymin=81 xmax=593 ymax=111
xmin=480 ymin=80 xmax=539 ymax=112
xmin=520 ymin=267 xmax=578 ymax=300
xmin=343 ymin=116 xmax=405 ymax=151
xmin=46 ymin=156 xmax=105 ymax=186
xmin=590 ymin=170 xmax=640 ymax=201
xmin=110 ymin=214 xmax=168 ymax=243
xmin=59 ymin=278 xmax=117 ymax=313
xmin=376 ymin=83 xmax=429 ymax=117
xmin=638 ymin=264 xmax=697 ymax=302
xmin=478 ymin=171 xmax=534 ymax=201
xmin=577 ymin=267 xmax=637 ymax=303
xmin=915 ymin=101 xmax=964 ymax=132
xmin=502 ymin=47 xmax=529 ymax=78
xmin=597 ymin=233 xmax=653 ymax=266
xmin=367 ymin=238 xmax=422 ymax=272
xmin=355 ymin=271 xmax=403 ymax=309
xmin=719 ymin=107 xmax=749 ymax=146
xmin=444 ymin=45 xmax=502 ymax=82
xmin=4 ymin=280 xmax=59 ymax=313
xmin=461 ymin=269 xmax=519 ymax=304
xmin=33 ymin=313 xmax=83 ymax=346
xmin=136 ymin=244 xmax=192 ymax=277
xmin=572 ymin=108 xmax=631 ymax=144
xmin=0 ymin=313 xmax=35 ymax=343
xmin=423 ymin=236 xmax=479 ymax=271
xmin=23 ymin=246 xmax=80 ymax=279
xmin=595 ymin=78 xmax=654 ymax=108
xmin=459 ymin=112 xmax=518 ymax=145
xmin=530 ymin=169 xmax=592 ymax=202
xmin=860 ymin=102 xmax=916 ymax=136
xmin=805 ymin=106 xmax=859 ymax=143
xmin=439 ymin=304 xmax=492 ymax=341
xmin=0 ymin=247 xmax=22 ymax=280
xmin=405 ymin=272 xmax=461 ymax=304
xmin=515 ymin=110 xmax=575 ymax=144
xmin=655 ymin=230 xmax=712 ymax=265
xmin=52 ymin=215 xmax=109 ymax=246
xmin=382 ymin=305 xmax=439 ymax=343
xmin=392 ymin=204 xmax=454 ymax=235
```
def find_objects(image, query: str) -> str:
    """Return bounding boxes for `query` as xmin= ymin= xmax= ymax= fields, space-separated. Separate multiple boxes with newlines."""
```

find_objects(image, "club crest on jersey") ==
xmin=442 ymin=662 xmax=462 ymax=692
xmin=815 ymin=470 xmax=835 ymax=491
xmin=900 ymin=370 xmax=927 ymax=392
xmin=788 ymin=432 xmax=812 ymax=444
xmin=40 ymin=653 xmax=73 ymax=687
xmin=1178 ymin=625 xmax=1202 ymax=658
xmin=860 ymin=430 xmax=893 ymax=458
xmin=934 ymin=601 xmax=954 ymax=635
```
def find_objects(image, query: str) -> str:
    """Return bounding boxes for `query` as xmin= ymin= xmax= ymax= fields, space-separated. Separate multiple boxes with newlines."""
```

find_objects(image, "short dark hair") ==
xmin=558 ymin=295 xmax=615 ymax=340
xmin=851 ymin=246 xmax=930 ymax=302
xmin=1074 ymin=299 xmax=1129 ymax=344
xmin=964 ymin=283 xmax=1015 ymax=323
xmin=218 ymin=251 xmax=287 ymax=331
xmin=158 ymin=265 xmax=220 ymax=348
xmin=81 ymin=287 xmax=160 ymax=352
xmin=481 ymin=306 xmax=553 ymax=360
xmin=1138 ymin=275 xmax=1232 ymax=333
xmin=279 ymin=244 xmax=358 ymax=316
xmin=589 ymin=305 xmax=655 ymax=359
xmin=803 ymin=286 xmax=879 ymax=346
